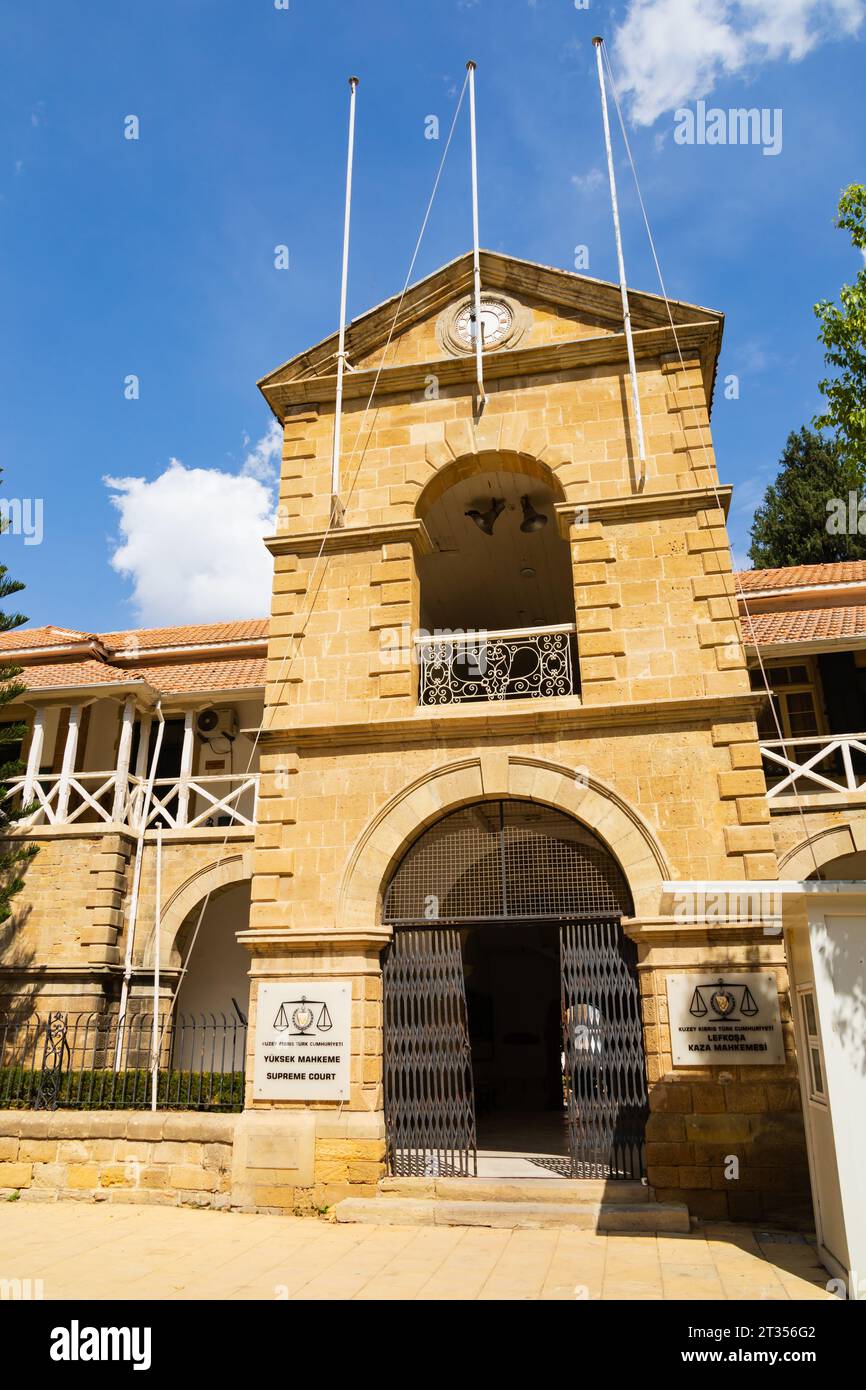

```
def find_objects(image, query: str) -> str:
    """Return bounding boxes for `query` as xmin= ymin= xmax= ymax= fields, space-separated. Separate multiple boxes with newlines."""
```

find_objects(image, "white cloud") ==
xmin=105 ymin=431 xmax=278 ymax=625
xmin=240 ymin=418 xmax=282 ymax=483
xmin=571 ymin=168 xmax=605 ymax=193
xmin=612 ymin=0 xmax=865 ymax=125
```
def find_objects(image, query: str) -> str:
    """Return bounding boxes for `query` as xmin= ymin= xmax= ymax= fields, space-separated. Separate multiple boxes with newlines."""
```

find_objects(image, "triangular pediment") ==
xmin=258 ymin=250 xmax=723 ymax=394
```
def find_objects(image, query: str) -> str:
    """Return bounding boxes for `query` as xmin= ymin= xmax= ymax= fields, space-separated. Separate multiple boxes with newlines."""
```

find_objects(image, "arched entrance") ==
xmin=381 ymin=799 xmax=648 ymax=1180
xmin=174 ymin=880 xmax=251 ymax=1024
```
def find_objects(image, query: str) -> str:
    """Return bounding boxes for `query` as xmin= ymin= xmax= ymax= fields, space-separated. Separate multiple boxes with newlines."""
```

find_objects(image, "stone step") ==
xmin=378 ymin=1177 xmax=650 ymax=1204
xmin=334 ymin=1197 xmax=690 ymax=1233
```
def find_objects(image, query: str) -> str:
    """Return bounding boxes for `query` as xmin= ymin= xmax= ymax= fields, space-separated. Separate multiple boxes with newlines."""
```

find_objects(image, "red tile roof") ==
xmin=742 ymin=605 xmax=866 ymax=646
xmin=735 ymin=562 xmax=866 ymax=592
xmin=2 ymin=619 xmax=268 ymax=697
xmin=0 ymin=625 xmax=96 ymax=651
xmin=19 ymin=660 xmax=148 ymax=691
xmin=138 ymin=657 xmax=267 ymax=694
xmin=99 ymin=619 xmax=268 ymax=652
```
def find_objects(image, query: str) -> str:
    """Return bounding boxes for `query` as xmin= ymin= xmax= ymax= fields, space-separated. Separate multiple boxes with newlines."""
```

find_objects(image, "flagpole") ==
xmin=467 ymin=61 xmax=486 ymax=410
xmin=592 ymin=37 xmax=646 ymax=466
xmin=331 ymin=75 xmax=359 ymax=525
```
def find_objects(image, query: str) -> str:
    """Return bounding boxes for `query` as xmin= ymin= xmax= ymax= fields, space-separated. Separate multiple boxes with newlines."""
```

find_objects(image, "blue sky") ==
xmin=1 ymin=0 xmax=864 ymax=631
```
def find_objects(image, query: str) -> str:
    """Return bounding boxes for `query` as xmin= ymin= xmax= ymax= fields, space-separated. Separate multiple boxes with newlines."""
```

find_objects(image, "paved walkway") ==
xmin=0 ymin=1203 xmax=831 ymax=1301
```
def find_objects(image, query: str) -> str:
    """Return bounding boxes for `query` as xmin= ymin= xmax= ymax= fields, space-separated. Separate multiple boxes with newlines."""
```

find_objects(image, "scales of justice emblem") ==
xmin=272 ymin=996 xmax=334 ymax=1037
xmin=688 ymin=977 xmax=759 ymax=1022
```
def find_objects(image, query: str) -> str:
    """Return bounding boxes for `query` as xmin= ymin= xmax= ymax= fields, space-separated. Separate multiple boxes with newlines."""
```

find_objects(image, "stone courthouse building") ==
xmin=2 ymin=253 xmax=864 ymax=1277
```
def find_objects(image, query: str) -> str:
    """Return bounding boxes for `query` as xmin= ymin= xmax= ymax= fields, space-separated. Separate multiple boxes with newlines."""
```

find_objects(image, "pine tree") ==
xmin=0 ymin=534 xmax=37 ymax=925
xmin=747 ymin=427 xmax=866 ymax=569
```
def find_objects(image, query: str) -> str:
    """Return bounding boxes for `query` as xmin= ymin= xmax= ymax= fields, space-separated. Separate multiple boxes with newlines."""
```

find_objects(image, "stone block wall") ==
xmin=0 ymin=1111 xmax=234 ymax=1209
xmin=0 ymin=1109 xmax=385 ymax=1212
xmin=638 ymin=945 xmax=812 ymax=1224
xmin=0 ymin=832 xmax=133 ymax=1013
xmin=0 ymin=831 xmax=253 ymax=1010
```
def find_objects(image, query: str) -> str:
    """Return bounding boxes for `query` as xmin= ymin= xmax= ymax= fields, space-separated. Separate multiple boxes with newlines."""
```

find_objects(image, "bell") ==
xmin=520 ymin=495 xmax=548 ymax=533
xmin=465 ymin=497 xmax=505 ymax=536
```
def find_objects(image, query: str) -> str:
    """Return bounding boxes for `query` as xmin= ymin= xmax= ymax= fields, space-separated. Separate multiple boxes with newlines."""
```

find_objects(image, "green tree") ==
xmin=748 ymin=426 xmax=866 ymax=568
xmin=0 ymin=526 xmax=36 ymax=925
xmin=814 ymin=183 xmax=866 ymax=465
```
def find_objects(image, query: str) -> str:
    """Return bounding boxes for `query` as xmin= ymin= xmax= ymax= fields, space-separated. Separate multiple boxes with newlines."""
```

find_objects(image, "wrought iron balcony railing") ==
xmin=417 ymin=623 xmax=577 ymax=705
xmin=5 ymin=771 xmax=259 ymax=830
xmin=760 ymin=733 xmax=866 ymax=800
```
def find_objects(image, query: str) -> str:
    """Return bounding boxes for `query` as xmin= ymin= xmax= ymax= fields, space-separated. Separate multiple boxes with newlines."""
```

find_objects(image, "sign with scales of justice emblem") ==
xmin=253 ymin=982 xmax=351 ymax=1100
xmin=667 ymin=972 xmax=784 ymax=1066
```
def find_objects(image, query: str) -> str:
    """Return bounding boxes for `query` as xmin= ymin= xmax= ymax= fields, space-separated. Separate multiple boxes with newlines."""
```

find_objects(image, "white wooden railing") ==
xmin=129 ymin=775 xmax=259 ymax=830
xmin=760 ymin=734 xmax=866 ymax=800
xmin=5 ymin=771 xmax=136 ymax=826
xmin=5 ymin=771 xmax=259 ymax=830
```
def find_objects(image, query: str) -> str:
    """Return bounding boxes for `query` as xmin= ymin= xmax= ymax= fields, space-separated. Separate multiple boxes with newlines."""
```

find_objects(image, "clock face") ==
xmin=454 ymin=299 xmax=513 ymax=349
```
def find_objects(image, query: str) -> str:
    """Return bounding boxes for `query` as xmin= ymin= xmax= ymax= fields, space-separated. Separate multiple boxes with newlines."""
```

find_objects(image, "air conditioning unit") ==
xmin=195 ymin=707 xmax=238 ymax=742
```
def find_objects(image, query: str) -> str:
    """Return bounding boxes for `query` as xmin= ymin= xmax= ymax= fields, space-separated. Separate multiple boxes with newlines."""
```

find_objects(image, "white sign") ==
xmin=667 ymin=972 xmax=785 ymax=1066
xmin=253 ymin=982 xmax=351 ymax=1100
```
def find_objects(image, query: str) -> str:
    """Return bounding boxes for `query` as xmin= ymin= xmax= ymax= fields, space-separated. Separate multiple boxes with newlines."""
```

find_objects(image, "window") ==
xmin=0 ymin=721 xmax=24 ymax=767
xmin=750 ymin=662 xmax=823 ymax=740
xmin=798 ymin=987 xmax=826 ymax=1103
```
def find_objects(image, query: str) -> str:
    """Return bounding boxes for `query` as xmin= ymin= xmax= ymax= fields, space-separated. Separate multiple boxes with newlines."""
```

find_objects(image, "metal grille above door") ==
xmin=383 ymin=799 xmax=631 ymax=924
xmin=383 ymin=928 xmax=477 ymax=1177
xmin=561 ymin=918 xmax=648 ymax=1180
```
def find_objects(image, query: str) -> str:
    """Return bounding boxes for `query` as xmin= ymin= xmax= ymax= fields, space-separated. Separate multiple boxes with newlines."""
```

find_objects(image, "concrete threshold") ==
xmin=334 ymin=1196 xmax=690 ymax=1232
xmin=378 ymin=1176 xmax=650 ymax=1204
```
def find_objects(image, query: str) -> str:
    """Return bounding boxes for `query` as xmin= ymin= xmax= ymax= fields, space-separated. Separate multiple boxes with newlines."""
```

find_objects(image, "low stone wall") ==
xmin=0 ymin=1111 xmax=234 ymax=1209
xmin=0 ymin=1110 xmax=386 ymax=1213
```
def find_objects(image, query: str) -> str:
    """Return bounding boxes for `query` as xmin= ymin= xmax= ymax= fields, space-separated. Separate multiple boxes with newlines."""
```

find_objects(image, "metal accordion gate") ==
xmin=381 ymin=800 xmax=648 ymax=1180
xmin=382 ymin=927 xmax=477 ymax=1177
xmin=560 ymin=917 xmax=648 ymax=1179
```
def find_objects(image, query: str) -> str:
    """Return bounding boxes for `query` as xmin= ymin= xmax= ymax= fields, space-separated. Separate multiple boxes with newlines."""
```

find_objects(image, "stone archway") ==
xmin=378 ymin=794 xmax=651 ymax=1180
xmin=338 ymin=754 xmax=670 ymax=934
xmin=143 ymin=850 xmax=252 ymax=970
xmin=415 ymin=448 xmax=567 ymax=518
xmin=779 ymin=820 xmax=866 ymax=880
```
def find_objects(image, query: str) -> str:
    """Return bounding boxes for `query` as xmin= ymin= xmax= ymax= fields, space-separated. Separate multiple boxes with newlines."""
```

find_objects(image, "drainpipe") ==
xmin=150 ymin=825 xmax=163 ymax=1111
xmin=114 ymin=701 xmax=165 ymax=1070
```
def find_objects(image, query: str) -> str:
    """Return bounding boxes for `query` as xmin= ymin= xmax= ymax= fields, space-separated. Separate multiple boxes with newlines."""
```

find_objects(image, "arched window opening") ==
xmin=416 ymin=466 xmax=578 ymax=704
xmin=382 ymin=799 xmax=632 ymax=924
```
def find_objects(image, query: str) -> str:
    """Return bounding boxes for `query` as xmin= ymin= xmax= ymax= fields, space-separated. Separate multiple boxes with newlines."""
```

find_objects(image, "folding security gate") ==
xmin=381 ymin=800 xmax=648 ymax=1180
xmin=561 ymin=917 xmax=648 ymax=1180
xmin=383 ymin=927 xmax=477 ymax=1177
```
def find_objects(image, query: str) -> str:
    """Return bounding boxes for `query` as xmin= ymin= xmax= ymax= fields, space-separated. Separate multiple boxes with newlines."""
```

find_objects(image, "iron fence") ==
xmin=0 ymin=1011 xmax=247 ymax=1112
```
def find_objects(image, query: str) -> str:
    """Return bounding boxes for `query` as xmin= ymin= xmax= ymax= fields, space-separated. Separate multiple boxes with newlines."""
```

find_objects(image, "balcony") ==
xmin=5 ymin=771 xmax=259 ymax=831
xmin=417 ymin=624 xmax=577 ymax=705
xmin=761 ymin=733 xmax=866 ymax=803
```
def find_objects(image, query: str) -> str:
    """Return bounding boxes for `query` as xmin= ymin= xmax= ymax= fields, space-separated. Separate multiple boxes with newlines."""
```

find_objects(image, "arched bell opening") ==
xmin=381 ymin=799 xmax=648 ymax=1181
xmin=415 ymin=459 xmax=578 ymax=704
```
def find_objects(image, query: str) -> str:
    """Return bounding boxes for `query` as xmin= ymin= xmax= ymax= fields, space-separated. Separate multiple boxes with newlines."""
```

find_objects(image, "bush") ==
xmin=0 ymin=1064 xmax=245 ymax=1111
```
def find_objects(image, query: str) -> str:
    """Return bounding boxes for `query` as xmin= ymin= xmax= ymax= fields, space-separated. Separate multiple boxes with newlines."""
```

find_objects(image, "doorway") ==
xmin=464 ymin=921 xmax=570 ymax=1176
xmin=381 ymin=799 xmax=648 ymax=1180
